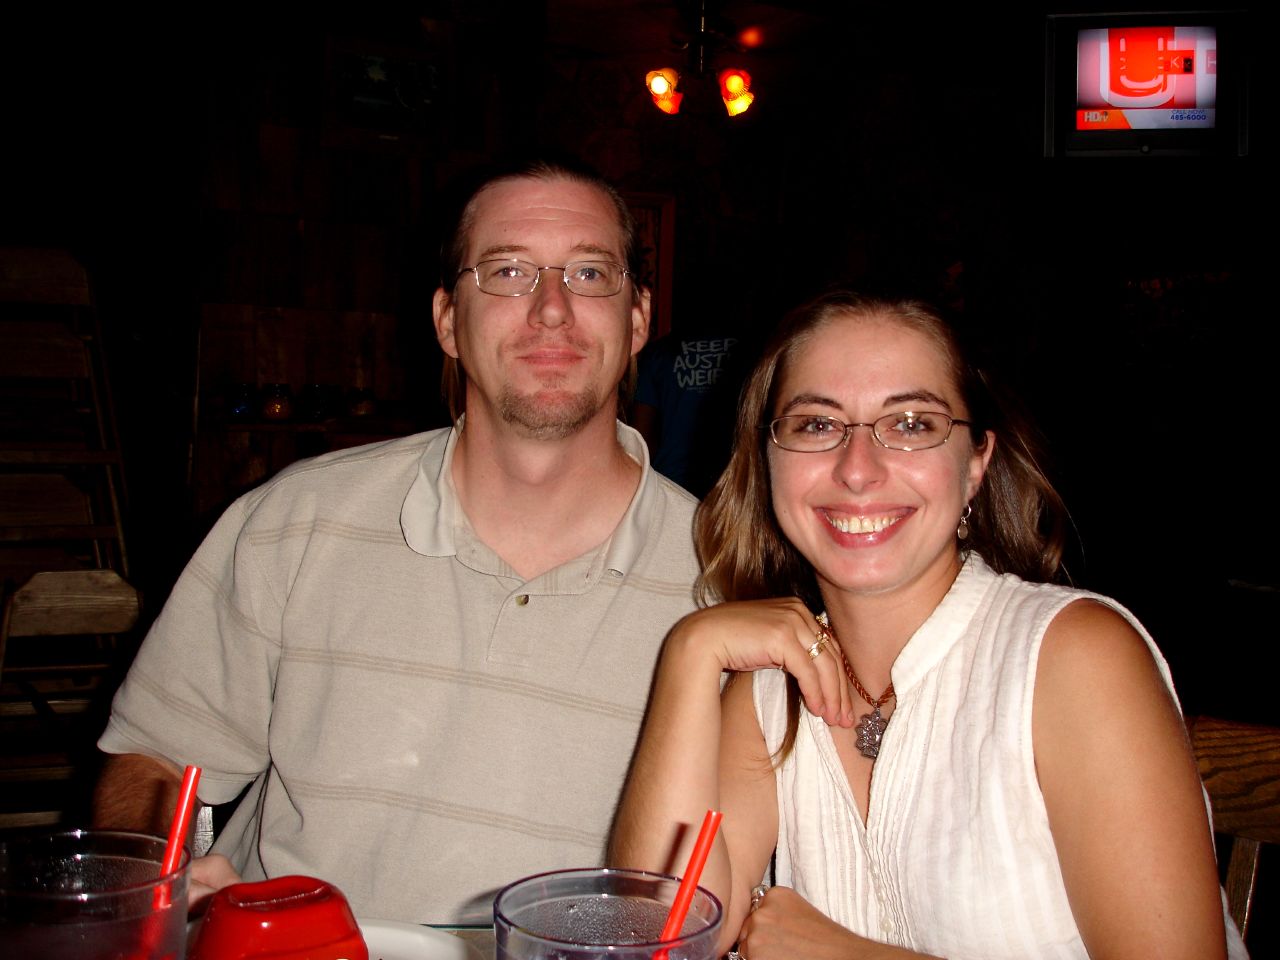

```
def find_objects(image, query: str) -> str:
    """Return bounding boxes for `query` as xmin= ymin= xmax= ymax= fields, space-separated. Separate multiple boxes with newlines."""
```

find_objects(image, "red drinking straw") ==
xmin=155 ymin=765 xmax=202 ymax=909
xmin=133 ymin=766 xmax=203 ymax=958
xmin=657 ymin=809 xmax=723 ymax=951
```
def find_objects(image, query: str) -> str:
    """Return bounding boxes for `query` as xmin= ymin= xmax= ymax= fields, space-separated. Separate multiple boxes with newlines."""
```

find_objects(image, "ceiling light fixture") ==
xmin=718 ymin=68 xmax=754 ymax=116
xmin=643 ymin=1 xmax=758 ymax=118
xmin=645 ymin=68 xmax=683 ymax=114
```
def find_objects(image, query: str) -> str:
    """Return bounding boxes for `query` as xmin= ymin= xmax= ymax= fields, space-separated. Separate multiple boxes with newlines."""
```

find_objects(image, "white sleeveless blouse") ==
xmin=754 ymin=554 xmax=1247 ymax=959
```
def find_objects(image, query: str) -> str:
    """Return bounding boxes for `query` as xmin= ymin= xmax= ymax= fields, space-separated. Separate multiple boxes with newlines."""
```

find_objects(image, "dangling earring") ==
xmin=956 ymin=504 xmax=972 ymax=541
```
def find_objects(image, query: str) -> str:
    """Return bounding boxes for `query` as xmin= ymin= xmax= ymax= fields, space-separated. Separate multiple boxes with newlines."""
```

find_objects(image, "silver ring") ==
xmin=727 ymin=951 xmax=744 ymax=960
xmin=750 ymin=883 xmax=768 ymax=910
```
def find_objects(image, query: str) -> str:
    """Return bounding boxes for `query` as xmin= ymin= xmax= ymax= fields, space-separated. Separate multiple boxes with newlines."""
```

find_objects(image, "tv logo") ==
xmin=1078 ymin=26 xmax=1213 ymax=110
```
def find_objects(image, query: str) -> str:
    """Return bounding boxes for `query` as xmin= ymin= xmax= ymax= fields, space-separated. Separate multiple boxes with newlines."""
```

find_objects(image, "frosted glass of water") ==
xmin=0 ymin=830 xmax=190 ymax=959
xmin=495 ymin=868 xmax=722 ymax=960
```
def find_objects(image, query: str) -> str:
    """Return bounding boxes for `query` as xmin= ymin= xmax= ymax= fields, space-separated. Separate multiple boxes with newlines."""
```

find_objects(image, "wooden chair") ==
xmin=1 ymin=248 xmax=130 ymax=580
xmin=0 ymin=569 xmax=140 ymax=830
xmin=1187 ymin=714 xmax=1280 ymax=942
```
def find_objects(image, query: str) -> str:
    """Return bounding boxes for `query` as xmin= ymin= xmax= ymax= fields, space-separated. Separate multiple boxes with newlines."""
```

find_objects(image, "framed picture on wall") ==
xmin=321 ymin=34 xmax=441 ymax=152
xmin=622 ymin=192 xmax=675 ymax=339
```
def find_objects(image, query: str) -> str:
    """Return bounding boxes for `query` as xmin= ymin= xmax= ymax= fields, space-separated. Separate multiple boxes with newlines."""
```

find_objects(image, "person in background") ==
xmin=632 ymin=297 xmax=743 ymax=495
xmin=93 ymin=159 xmax=702 ymax=923
xmin=611 ymin=288 xmax=1245 ymax=959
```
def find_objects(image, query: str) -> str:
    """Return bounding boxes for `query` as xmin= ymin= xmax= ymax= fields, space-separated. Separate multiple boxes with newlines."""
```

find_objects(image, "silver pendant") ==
xmin=855 ymin=706 xmax=888 ymax=759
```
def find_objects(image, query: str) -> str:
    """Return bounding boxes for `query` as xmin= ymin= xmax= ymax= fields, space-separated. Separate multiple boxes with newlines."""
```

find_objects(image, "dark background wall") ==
xmin=2 ymin=2 xmax=1272 ymax=731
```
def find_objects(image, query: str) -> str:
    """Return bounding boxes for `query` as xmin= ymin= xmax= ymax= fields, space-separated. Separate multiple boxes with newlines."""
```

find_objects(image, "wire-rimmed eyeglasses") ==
xmin=766 ymin=412 xmax=972 ymax=453
xmin=457 ymin=258 xmax=631 ymax=298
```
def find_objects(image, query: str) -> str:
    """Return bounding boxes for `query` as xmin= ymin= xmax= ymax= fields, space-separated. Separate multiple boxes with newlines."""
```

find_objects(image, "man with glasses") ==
xmin=93 ymin=160 xmax=701 ymax=923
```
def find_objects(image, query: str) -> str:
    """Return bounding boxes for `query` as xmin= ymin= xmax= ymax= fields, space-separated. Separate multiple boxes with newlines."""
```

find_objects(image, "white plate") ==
xmin=360 ymin=919 xmax=487 ymax=960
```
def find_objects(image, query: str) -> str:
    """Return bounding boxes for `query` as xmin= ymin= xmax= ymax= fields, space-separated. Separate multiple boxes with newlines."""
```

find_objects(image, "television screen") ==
xmin=1076 ymin=26 xmax=1216 ymax=132
xmin=1044 ymin=12 xmax=1248 ymax=158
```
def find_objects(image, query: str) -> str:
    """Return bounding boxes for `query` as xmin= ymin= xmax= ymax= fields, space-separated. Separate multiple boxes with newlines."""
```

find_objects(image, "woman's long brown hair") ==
xmin=693 ymin=289 xmax=1067 ymax=760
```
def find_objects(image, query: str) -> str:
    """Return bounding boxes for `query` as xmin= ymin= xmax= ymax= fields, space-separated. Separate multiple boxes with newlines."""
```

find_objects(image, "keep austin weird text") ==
xmin=672 ymin=338 xmax=738 ymax=389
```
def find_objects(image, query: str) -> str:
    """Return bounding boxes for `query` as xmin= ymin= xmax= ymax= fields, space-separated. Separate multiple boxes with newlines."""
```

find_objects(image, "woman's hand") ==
xmin=669 ymin=599 xmax=855 ymax=728
xmin=611 ymin=597 xmax=853 ymax=949
xmin=736 ymin=886 xmax=934 ymax=960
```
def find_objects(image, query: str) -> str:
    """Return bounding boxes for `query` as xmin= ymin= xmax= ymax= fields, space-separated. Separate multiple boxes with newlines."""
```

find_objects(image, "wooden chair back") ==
xmin=0 ymin=569 xmax=141 ymax=830
xmin=1187 ymin=714 xmax=1280 ymax=942
xmin=2 ymin=248 xmax=130 ymax=578
xmin=0 ymin=247 xmax=92 ymax=306
xmin=1 ymin=569 xmax=140 ymax=701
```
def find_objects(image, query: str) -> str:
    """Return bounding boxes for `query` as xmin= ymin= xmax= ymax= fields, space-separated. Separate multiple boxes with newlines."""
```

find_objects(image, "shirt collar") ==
xmin=401 ymin=418 xmax=660 ymax=579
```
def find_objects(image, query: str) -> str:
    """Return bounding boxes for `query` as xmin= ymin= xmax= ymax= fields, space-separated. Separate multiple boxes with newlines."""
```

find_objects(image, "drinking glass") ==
xmin=0 ymin=829 xmax=190 ymax=959
xmin=495 ymin=868 xmax=722 ymax=960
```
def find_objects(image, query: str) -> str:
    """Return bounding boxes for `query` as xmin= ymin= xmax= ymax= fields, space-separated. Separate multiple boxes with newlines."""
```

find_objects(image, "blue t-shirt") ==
xmin=635 ymin=333 xmax=739 ymax=488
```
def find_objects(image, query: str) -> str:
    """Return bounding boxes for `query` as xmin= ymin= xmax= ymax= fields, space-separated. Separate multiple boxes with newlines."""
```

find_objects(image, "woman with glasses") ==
xmin=610 ymin=289 xmax=1243 ymax=959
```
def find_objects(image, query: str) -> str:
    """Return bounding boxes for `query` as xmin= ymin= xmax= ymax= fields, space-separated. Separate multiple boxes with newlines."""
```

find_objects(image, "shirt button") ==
xmin=515 ymin=595 xmax=529 ymax=606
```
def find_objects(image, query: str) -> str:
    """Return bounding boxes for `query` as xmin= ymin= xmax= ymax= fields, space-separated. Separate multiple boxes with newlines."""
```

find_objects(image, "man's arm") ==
xmin=93 ymin=752 xmax=184 ymax=834
xmin=93 ymin=751 xmax=244 ymax=905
